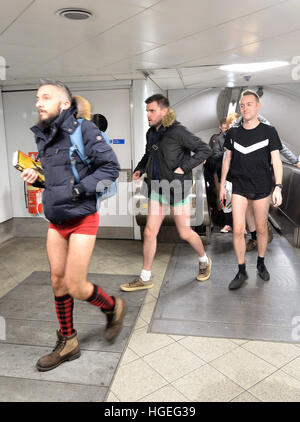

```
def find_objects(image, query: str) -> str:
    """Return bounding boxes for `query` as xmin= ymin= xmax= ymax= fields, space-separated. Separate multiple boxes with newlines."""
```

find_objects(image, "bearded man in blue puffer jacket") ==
xmin=21 ymin=79 xmax=126 ymax=372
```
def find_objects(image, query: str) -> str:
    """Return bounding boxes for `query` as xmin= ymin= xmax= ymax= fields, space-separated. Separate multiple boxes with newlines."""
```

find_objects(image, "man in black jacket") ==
xmin=120 ymin=94 xmax=212 ymax=292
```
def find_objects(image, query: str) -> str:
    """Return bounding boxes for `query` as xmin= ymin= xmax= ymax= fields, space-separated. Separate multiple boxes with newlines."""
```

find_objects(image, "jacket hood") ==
xmin=162 ymin=107 xmax=176 ymax=128
xmin=72 ymin=95 xmax=92 ymax=120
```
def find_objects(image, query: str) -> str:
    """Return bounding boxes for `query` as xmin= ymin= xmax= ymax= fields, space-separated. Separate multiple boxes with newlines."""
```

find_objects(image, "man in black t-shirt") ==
xmin=220 ymin=89 xmax=283 ymax=290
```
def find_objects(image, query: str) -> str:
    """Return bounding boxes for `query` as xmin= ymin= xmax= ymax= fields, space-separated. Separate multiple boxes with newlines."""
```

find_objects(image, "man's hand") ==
xmin=132 ymin=170 xmax=141 ymax=181
xmin=272 ymin=186 xmax=282 ymax=207
xmin=174 ymin=167 xmax=184 ymax=174
xmin=21 ymin=168 xmax=39 ymax=184
xmin=296 ymin=161 xmax=300 ymax=169
xmin=219 ymin=185 xmax=227 ymax=209
xmin=72 ymin=184 xmax=85 ymax=201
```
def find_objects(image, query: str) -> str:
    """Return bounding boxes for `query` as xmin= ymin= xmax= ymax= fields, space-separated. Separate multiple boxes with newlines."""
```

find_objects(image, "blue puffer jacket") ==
xmin=30 ymin=96 xmax=120 ymax=224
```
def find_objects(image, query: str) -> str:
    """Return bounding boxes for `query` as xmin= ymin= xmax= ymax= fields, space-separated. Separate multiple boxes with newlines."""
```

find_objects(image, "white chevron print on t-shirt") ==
xmin=234 ymin=139 xmax=269 ymax=154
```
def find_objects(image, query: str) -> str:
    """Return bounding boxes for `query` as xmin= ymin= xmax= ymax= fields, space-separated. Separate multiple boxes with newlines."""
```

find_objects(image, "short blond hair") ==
xmin=226 ymin=112 xmax=239 ymax=128
xmin=240 ymin=89 xmax=260 ymax=103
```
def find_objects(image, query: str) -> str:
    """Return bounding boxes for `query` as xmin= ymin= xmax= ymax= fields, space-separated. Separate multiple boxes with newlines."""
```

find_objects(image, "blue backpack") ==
xmin=69 ymin=118 xmax=117 ymax=206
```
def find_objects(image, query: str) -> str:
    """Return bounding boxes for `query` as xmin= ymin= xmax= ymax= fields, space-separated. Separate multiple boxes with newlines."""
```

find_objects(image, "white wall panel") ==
xmin=0 ymin=89 xmax=12 ymax=222
xmin=259 ymin=87 xmax=300 ymax=156
xmin=169 ymin=88 xmax=221 ymax=134
xmin=2 ymin=86 xmax=135 ymax=233
xmin=76 ymin=88 xmax=133 ymax=229
xmin=76 ymin=88 xmax=131 ymax=170
xmin=2 ymin=90 xmax=37 ymax=218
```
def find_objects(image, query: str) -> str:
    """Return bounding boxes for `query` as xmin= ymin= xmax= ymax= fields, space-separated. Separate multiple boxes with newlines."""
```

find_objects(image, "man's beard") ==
xmin=149 ymin=120 xmax=162 ymax=128
xmin=38 ymin=108 xmax=61 ymax=128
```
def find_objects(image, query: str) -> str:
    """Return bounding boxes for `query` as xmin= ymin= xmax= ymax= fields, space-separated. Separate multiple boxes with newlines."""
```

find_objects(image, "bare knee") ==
xmin=233 ymin=225 xmax=245 ymax=238
xmin=144 ymin=225 xmax=158 ymax=241
xmin=67 ymin=284 xmax=80 ymax=299
xmin=66 ymin=279 xmax=82 ymax=299
xmin=51 ymin=274 xmax=65 ymax=291
xmin=256 ymin=222 xmax=267 ymax=237
xmin=66 ymin=279 xmax=92 ymax=301
xmin=51 ymin=273 xmax=68 ymax=297
xmin=178 ymin=227 xmax=193 ymax=242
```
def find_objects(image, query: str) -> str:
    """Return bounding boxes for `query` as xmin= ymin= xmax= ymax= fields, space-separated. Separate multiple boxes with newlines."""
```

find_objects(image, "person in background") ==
xmin=204 ymin=128 xmax=221 ymax=221
xmin=218 ymin=113 xmax=240 ymax=233
xmin=209 ymin=118 xmax=231 ymax=232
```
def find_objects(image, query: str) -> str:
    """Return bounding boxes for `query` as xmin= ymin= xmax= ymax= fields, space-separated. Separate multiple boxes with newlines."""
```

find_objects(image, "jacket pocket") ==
xmin=50 ymin=180 xmax=74 ymax=206
xmin=172 ymin=171 xmax=185 ymax=182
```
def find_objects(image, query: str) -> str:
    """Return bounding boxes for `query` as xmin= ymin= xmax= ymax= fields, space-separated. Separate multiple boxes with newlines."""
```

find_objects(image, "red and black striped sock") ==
xmin=54 ymin=294 xmax=75 ymax=337
xmin=86 ymin=284 xmax=115 ymax=311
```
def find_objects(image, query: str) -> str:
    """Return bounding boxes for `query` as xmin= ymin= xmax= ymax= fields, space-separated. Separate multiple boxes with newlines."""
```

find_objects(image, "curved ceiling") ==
xmin=0 ymin=0 xmax=300 ymax=89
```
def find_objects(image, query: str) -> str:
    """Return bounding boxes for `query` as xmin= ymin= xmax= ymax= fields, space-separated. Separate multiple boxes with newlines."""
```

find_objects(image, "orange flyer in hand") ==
xmin=12 ymin=150 xmax=45 ymax=182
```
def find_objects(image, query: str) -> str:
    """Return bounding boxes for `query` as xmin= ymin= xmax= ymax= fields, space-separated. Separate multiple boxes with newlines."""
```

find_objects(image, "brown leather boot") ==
xmin=246 ymin=238 xmax=257 ymax=251
xmin=102 ymin=297 xmax=127 ymax=343
xmin=36 ymin=330 xmax=81 ymax=372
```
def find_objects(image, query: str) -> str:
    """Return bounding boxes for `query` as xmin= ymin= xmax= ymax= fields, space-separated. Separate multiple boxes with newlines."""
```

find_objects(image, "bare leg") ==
xmin=231 ymin=194 xmax=249 ymax=264
xmin=120 ymin=199 xmax=167 ymax=291
xmin=47 ymin=228 xmax=97 ymax=300
xmin=172 ymin=202 xmax=205 ymax=257
xmin=173 ymin=202 xmax=211 ymax=281
xmin=252 ymin=196 xmax=270 ymax=258
xmin=246 ymin=202 xmax=256 ymax=232
xmin=63 ymin=233 xmax=97 ymax=300
xmin=228 ymin=194 xmax=249 ymax=290
xmin=46 ymin=228 xmax=69 ymax=297
xmin=214 ymin=173 xmax=222 ymax=211
xmin=142 ymin=200 xmax=167 ymax=270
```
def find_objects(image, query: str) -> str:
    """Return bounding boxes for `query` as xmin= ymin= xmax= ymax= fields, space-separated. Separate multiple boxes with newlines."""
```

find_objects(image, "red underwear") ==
xmin=49 ymin=212 xmax=100 ymax=239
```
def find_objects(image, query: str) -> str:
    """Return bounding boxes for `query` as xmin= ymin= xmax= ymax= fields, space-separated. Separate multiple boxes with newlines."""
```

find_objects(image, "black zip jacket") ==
xmin=134 ymin=108 xmax=211 ymax=204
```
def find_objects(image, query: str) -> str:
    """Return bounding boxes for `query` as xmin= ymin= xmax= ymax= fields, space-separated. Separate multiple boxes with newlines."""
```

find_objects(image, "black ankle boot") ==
xmin=228 ymin=271 xmax=248 ymax=290
xmin=257 ymin=264 xmax=270 ymax=281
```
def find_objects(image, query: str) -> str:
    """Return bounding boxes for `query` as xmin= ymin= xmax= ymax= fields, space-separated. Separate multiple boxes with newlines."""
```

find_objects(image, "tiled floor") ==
xmin=0 ymin=270 xmax=147 ymax=402
xmin=150 ymin=235 xmax=300 ymax=342
xmin=1 ymin=236 xmax=300 ymax=402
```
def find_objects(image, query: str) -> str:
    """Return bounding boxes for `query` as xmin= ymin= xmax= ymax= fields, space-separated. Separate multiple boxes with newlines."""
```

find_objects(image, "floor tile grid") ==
xmin=109 ymin=319 xmax=247 ymax=401
xmin=108 ymin=283 xmax=248 ymax=402
xmin=1 ymin=237 xmax=300 ymax=402
xmin=99 ymin=245 xmax=174 ymax=402
xmin=112 ymin=315 xmax=300 ymax=402
xmin=107 ymin=238 xmax=300 ymax=402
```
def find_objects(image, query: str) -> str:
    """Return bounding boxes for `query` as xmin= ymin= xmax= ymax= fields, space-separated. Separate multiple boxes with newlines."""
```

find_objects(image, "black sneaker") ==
xmin=228 ymin=271 xmax=248 ymax=290
xmin=257 ymin=264 xmax=270 ymax=281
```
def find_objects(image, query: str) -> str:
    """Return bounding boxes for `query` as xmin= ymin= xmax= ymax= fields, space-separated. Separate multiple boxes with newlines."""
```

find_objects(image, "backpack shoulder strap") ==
xmin=69 ymin=119 xmax=92 ymax=183
xmin=69 ymin=119 xmax=90 ymax=163
xmin=100 ymin=131 xmax=110 ymax=145
xmin=96 ymin=131 xmax=118 ymax=203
